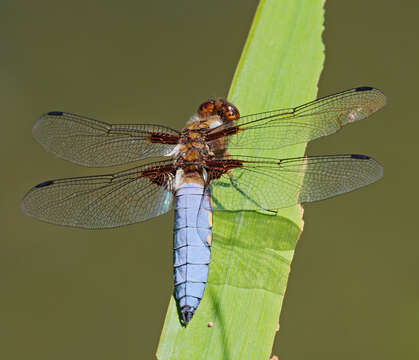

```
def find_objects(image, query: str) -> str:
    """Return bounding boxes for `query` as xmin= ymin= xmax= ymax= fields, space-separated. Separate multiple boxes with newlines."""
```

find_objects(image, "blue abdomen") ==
xmin=173 ymin=182 xmax=212 ymax=324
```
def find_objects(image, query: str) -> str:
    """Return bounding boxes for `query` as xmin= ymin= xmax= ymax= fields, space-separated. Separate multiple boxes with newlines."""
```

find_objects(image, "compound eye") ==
xmin=198 ymin=100 xmax=216 ymax=117
xmin=222 ymin=104 xmax=240 ymax=122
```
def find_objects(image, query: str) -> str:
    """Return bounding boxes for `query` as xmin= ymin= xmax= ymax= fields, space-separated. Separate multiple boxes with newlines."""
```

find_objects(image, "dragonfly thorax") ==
xmin=174 ymin=145 xmax=212 ymax=175
xmin=174 ymin=116 xmax=222 ymax=179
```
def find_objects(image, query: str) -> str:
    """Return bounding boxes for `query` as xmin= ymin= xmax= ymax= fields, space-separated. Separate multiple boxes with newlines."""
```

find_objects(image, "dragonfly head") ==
xmin=198 ymin=99 xmax=240 ymax=123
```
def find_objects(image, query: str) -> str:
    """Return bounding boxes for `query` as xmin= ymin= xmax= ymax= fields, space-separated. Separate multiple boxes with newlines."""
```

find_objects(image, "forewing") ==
xmin=210 ymin=154 xmax=383 ymax=211
xmin=21 ymin=160 xmax=175 ymax=228
xmin=206 ymin=87 xmax=386 ymax=151
xmin=33 ymin=112 xmax=180 ymax=167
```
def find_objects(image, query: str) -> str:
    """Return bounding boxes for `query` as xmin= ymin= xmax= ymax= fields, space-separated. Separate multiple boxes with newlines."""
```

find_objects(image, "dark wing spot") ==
xmin=47 ymin=111 xmax=63 ymax=116
xmin=355 ymin=86 xmax=373 ymax=92
xmin=351 ymin=154 xmax=370 ymax=160
xmin=35 ymin=180 xmax=54 ymax=188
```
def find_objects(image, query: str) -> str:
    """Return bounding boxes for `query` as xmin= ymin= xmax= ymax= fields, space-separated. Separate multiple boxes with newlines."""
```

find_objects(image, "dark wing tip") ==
xmin=33 ymin=112 xmax=65 ymax=137
xmin=350 ymin=154 xmax=370 ymax=160
xmin=347 ymin=86 xmax=386 ymax=122
xmin=35 ymin=180 xmax=54 ymax=188
xmin=355 ymin=86 xmax=374 ymax=92
xmin=350 ymin=154 xmax=384 ymax=182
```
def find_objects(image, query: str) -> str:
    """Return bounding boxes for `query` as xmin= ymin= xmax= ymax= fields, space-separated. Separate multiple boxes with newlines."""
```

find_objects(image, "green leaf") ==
xmin=157 ymin=0 xmax=325 ymax=359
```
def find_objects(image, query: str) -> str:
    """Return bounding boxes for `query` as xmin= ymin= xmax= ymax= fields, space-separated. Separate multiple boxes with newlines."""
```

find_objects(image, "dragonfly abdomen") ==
xmin=173 ymin=182 xmax=212 ymax=324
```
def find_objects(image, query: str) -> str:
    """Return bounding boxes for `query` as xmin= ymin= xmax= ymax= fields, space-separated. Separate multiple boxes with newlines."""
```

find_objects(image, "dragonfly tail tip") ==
xmin=181 ymin=306 xmax=196 ymax=325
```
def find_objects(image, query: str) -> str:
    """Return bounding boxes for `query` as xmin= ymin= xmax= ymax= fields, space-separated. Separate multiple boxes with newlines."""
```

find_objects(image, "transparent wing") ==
xmin=33 ymin=111 xmax=180 ymax=167
xmin=210 ymin=154 xmax=383 ymax=211
xmin=206 ymin=87 xmax=386 ymax=151
xmin=21 ymin=160 xmax=175 ymax=228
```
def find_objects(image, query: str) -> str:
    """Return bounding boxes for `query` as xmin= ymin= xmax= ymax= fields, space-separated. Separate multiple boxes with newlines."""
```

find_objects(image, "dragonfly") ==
xmin=21 ymin=86 xmax=385 ymax=324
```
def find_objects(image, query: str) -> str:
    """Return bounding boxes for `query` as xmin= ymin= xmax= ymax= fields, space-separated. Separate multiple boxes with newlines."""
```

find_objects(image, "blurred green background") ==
xmin=1 ymin=0 xmax=417 ymax=359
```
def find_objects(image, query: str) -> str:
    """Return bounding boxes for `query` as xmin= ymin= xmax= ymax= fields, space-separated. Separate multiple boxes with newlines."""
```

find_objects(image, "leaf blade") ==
xmin=157 ymin=0 xmax=325 ymax=358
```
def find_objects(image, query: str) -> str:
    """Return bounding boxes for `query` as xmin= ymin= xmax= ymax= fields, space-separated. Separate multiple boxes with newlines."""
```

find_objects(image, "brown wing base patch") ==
xmin=149 ymin=133 xmax=179 ymax=144
xmin=206 ymin=159 xmax=243 ymax=180
xmin=140 ymin=164 xmax=175 ymax=187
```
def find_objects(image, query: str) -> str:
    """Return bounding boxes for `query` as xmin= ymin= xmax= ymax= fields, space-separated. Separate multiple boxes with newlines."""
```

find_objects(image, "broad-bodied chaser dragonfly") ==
xmin=22 ymin=86 xmax=385 ymax=324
